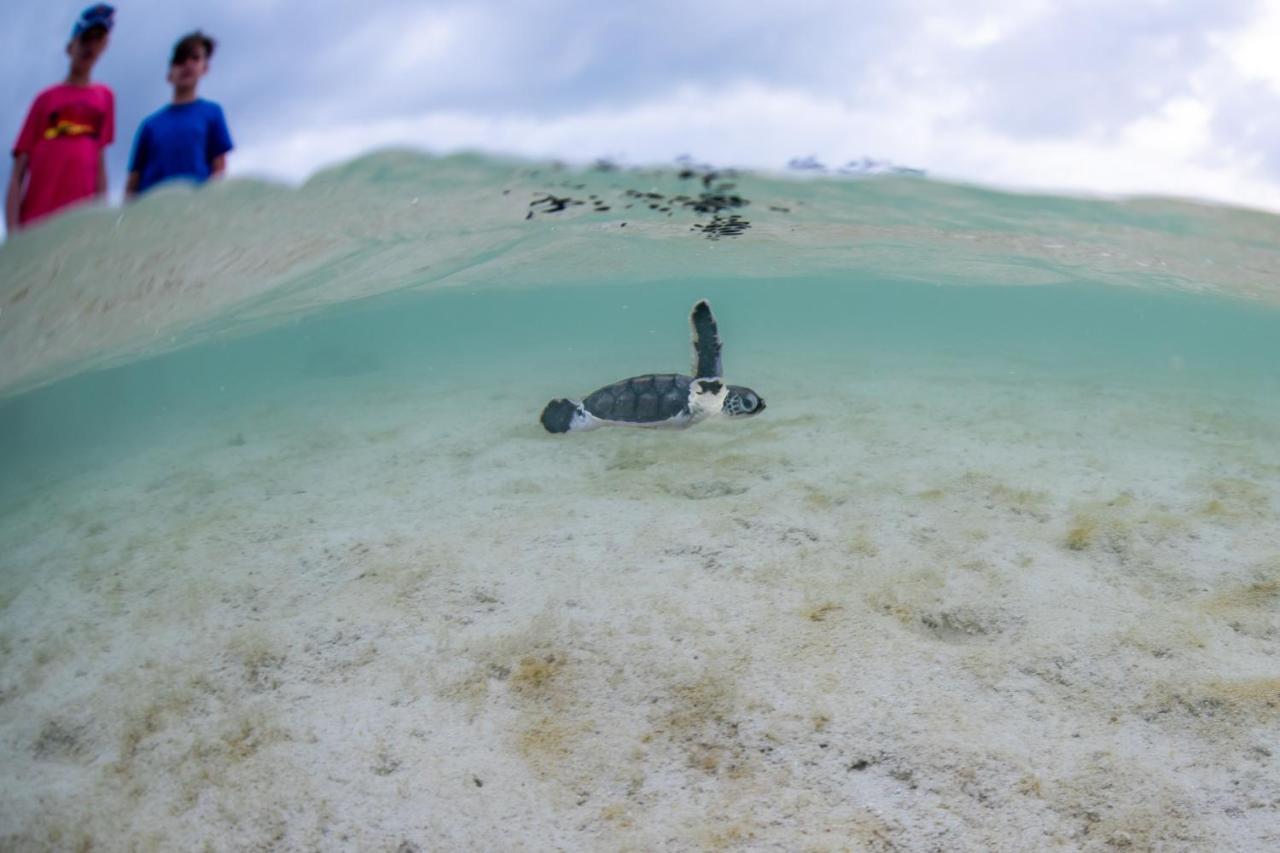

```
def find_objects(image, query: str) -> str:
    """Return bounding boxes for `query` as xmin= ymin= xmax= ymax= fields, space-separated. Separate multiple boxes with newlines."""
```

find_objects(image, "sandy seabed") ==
xmin=1 ymin=358 xmax=1278 ymax=852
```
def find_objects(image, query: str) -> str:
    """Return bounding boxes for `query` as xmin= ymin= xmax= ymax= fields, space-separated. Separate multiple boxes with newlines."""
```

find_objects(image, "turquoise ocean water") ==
xmin=4 ymin=268 xmax=1280 ymax=507
xmin=2 ymin=152 xmax=1278 ymax=498
xmin=1 ymin=153 xmax=1279 ymax=849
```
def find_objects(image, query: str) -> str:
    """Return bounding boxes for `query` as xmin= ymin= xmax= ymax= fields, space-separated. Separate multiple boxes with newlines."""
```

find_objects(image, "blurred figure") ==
xmin=126 ymin=31 xmax=233 ymax=199
xmin=5 ymin=4 xmax=116 ymax=232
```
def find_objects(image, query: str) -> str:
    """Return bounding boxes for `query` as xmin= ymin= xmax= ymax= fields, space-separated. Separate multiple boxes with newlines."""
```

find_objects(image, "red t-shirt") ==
xmin=12 ymin=83 xmax=115 ymax=226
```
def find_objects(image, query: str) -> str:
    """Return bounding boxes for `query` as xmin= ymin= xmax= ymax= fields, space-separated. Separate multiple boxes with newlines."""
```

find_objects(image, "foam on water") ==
xmin=1 ymin=152 xmax=1279 ymax=850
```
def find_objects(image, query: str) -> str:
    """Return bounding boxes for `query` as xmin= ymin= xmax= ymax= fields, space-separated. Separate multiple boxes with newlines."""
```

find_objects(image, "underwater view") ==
xmin=1 ymin=152 xmax=1279 ymax=850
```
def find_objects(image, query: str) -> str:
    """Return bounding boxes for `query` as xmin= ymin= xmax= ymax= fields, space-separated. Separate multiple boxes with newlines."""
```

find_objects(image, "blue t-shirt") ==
xmin=128 ymin=99 xmax=233 ymax=194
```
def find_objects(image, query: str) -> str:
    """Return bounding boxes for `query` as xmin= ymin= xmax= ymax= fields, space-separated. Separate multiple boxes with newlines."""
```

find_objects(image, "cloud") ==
xmin=955 ymin=0 xmax=1255 ymax=138
xmin=2 ymin=0 xmax=1279 ymax=212
xmin=226 ymin=78 xmax=1280 ymax=212
xmin=1206 ymin=2 xmax=1280 ymax=181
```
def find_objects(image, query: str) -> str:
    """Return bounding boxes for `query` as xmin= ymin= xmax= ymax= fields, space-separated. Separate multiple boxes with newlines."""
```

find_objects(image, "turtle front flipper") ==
xmin=690 ymin=299 xmax=723 ymax=379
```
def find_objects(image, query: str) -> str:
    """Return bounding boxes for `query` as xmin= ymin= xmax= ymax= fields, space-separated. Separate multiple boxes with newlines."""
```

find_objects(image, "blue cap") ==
xmin=71 ymin=4 xmax=115 ymax=39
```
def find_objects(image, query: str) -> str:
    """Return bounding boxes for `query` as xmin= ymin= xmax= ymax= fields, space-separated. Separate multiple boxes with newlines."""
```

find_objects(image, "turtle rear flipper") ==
xmin=541 ymin=398 xmax=583 ymax=433
xmin=690 ymin=299 xmax=723 ymax=379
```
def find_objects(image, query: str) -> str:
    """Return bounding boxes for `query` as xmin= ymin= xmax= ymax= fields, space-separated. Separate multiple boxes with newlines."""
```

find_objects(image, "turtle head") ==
xmin=722 ymin=385 xmax=766 ymax=418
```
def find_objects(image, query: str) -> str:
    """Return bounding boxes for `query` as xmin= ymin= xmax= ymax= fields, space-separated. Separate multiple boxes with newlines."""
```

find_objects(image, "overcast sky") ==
xmin=5 ymin=0 xmax=1280 ymax=212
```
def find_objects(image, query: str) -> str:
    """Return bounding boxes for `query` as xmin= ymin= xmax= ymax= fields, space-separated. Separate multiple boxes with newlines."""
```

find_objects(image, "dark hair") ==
xmin=170 ymin=31 xmax=215 ymax=66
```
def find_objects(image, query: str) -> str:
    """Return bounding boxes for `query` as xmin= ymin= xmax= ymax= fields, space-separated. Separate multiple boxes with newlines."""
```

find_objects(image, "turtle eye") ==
xmin=745 ymin=394 xmax=758 ymax=411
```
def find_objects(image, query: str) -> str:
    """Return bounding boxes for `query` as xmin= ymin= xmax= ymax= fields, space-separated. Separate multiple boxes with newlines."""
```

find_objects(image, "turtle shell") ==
xmin=583 ymin=374 xmax=692 ymax=423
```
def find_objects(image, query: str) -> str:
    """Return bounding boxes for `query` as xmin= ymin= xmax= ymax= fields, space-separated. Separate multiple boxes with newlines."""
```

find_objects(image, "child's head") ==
xmin=66 ymin=4 xmax=114 ymax=75
xmin=167 ymin=31 xmax=216 ymax=92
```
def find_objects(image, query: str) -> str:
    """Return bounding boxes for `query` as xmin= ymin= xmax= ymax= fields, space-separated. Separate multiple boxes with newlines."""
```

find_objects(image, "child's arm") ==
xmin=207 ymin=104 xmax=232 ymax=182
xmin=5 ymin=154 xmax=28 ymax=233
xmin=97 ymin=89 xmax=113 ymax=199
xmin=127 ymin=122 xmax=148 ymax=201
xmin=8 ymin=97 xmax=40 ymax=232
xmin=96 ymin=150 xmax=108 ymax=198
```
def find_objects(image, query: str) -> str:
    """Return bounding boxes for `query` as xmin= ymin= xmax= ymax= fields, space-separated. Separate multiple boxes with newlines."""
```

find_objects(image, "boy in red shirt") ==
xmin=5 ymin=5 xmax=117 ymax=232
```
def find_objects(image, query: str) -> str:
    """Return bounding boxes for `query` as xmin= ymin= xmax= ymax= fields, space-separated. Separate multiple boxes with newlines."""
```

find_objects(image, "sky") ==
xmin=5 ymin=0 xmax=1280 ymax=212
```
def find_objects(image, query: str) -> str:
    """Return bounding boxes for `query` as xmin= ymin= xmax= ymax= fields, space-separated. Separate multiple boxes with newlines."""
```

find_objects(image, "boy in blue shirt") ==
xmin=126 ymin=31 xmax=232 ymax=198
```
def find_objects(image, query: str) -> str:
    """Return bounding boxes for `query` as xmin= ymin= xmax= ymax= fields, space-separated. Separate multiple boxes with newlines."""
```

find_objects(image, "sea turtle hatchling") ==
xmin=540 ymin=299 xmax=766 ymax=433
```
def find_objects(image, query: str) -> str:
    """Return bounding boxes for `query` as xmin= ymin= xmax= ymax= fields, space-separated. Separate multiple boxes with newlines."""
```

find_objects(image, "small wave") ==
xmin=1 ymin=149 xmax=1278 ymax=397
